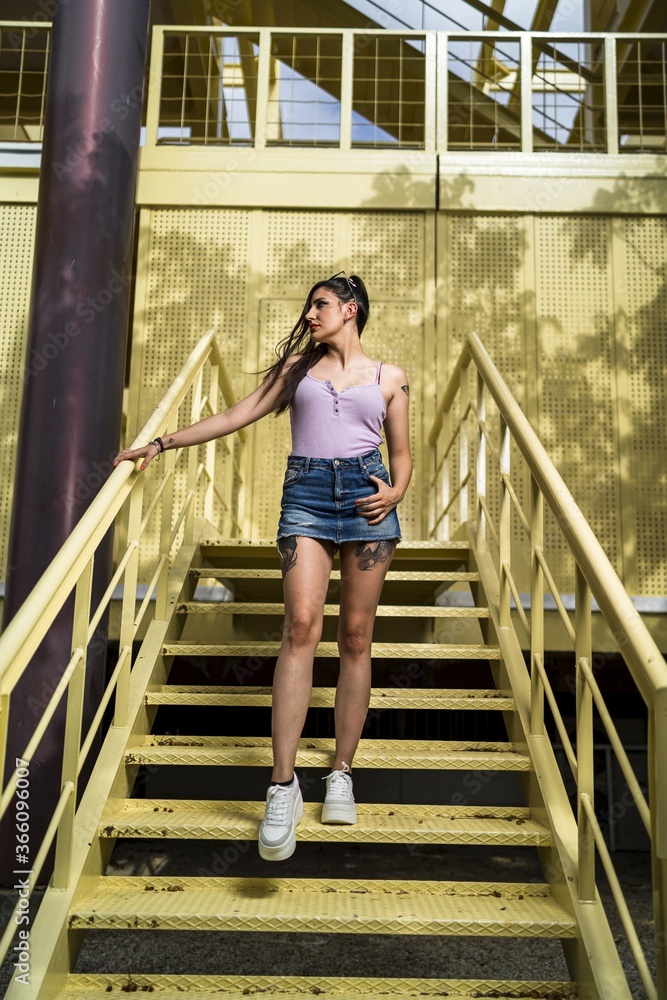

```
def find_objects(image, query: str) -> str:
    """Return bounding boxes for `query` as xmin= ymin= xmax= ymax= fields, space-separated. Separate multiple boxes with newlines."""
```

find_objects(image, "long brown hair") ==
xmin=258 ymin=273 xmax=369 ymax=415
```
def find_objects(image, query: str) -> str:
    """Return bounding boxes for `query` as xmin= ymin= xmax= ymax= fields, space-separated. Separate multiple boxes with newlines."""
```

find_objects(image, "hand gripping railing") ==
xmin=429 ymin=330 xmax=667 ymax=1000
xmin=0 ymin=329 xmax=243 ymax=964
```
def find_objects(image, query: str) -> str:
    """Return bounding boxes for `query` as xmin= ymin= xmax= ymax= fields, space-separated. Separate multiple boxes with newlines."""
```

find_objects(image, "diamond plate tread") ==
xmin=177 ymin=602 xmax=489 ymax=618
xmin=145 ymin=686 xmax=513 ymax=710
xmin=100 ymin=800 xmax=550 ymax=847
xmin=161 ymin=641 xmax=501 ymax=659
xmin=124 ymin=736 xmax=530 ymax=771
xmin=189 ymin=569 xmax=479 ymax=582
xmin=68 ymin=876 xmax=576 ymax=937
xmin=61 ymin=973 xmax=578 ymax=998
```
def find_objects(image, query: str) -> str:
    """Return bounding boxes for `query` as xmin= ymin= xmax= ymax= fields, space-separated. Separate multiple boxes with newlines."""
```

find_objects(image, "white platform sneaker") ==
xmin=258 ymin=775 xmax=304 ymax=861
xmin=321 ymin=761 xmax=357 ymax=824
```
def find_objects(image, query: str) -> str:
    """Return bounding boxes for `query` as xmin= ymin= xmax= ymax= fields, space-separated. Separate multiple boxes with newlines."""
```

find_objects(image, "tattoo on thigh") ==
xmin=354 ymin=540 xmax=394 ymax=571
xmin=278 ymin=536 xmax=298 ymax=576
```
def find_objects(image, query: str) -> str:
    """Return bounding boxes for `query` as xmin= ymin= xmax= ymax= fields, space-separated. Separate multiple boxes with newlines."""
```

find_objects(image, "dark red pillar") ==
xmin=1 ymin=0 xmax=151 ymax=885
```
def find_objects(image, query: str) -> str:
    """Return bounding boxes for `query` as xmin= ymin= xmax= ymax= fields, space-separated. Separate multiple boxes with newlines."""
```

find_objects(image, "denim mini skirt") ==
xmin=276 ymin=448 xmax=402 ymax=552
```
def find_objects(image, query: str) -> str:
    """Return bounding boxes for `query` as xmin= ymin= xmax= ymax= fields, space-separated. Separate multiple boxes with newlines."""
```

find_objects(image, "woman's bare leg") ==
xmin=333 ymin=539 xmax=396 ymax=770
xmin=271 ymin=535 xmax=334 ymax=781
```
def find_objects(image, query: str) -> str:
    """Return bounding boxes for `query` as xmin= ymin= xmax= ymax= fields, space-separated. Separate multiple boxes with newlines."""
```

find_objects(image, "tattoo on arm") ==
xmin=401 ymin=385 xmax=410 ymax=397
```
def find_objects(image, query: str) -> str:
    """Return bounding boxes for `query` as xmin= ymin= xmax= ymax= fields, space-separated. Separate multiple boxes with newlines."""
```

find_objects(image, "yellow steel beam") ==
xmin=473 ymin=0 xmax=509 ymax=89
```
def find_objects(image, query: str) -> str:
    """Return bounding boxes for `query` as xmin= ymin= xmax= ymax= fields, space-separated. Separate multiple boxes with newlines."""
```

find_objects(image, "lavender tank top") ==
xmin=289 ymin=361 xmax=387 ymax=459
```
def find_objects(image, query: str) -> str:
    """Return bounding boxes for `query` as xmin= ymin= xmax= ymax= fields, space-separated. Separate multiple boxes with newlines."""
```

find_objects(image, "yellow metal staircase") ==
xmin=1 ymin=330 xmax=665 ymax=999
xmin=57 ymin=536 xmax=577 ymax=999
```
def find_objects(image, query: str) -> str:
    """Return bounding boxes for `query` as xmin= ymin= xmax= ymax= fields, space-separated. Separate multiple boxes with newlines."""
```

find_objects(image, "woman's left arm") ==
xmin=384 ymin=365 xmax=413 ymax=503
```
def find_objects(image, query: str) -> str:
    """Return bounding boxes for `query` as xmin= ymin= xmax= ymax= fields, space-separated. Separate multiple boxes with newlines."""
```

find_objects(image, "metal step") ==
xmin=68 ymin=875 xmax=576 ymax=937
xmin=145 ymin=686 xmax=513 ymax=710
xmin=200 ymin=539 xmax=470 ymax=560
xmin=189 ymin=568 xmax=479 ymax=582
xmin=177 ymin=601 xmax=489 ymax=618
xmin=100 ymin=800 xmax=550 ymax=847
xmin=161 ymin=641 xmax=500 ymax=659
xmin=60 ymin=973 xmax=578 ymax=998
xmin=125 ymin=736 xmax=530 ymax=771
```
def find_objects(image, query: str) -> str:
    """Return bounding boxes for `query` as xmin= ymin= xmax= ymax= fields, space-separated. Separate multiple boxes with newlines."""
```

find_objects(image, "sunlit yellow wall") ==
xmin=437 ymin=212 xmax=667 ymax=595
xmin=2 ymin=185 xmax=667 ymax=603
xmin=126 ymin=207 xmax=435 ymax=549
xmin=0 ymin=199 xmax=36 ymax=600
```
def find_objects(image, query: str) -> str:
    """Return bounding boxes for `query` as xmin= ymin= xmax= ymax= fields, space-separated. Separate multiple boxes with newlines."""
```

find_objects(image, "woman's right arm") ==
xmin=112 ymin=356 xmax=299 ymax=470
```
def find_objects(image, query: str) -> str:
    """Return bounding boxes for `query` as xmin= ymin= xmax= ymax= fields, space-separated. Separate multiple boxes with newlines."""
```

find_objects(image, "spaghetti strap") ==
xmin=376 ymin=361 xmax=382 ymax=384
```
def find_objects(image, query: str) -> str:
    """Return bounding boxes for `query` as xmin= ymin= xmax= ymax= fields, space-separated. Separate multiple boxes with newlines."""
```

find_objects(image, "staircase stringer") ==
xmin=467 ymin=523 xmax=633 ymax=1000
xmin=5 ymin=519 xmax=209 ymax=1000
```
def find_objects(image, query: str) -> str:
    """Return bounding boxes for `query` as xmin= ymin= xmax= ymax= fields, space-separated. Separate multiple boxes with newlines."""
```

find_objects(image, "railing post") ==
xmin=53 ymin=556 xmax=93 ymax=888
xmin=155 ymin=422 xmax=177 ymax=622
xmin=476 ymin=370 xmax=486 ymax=547
xmin=499 ymin=415 xmax=511 ymax=628
xmin=648 ymin=699 xmax=667 ymax=998
xmin=439 ymin=405 xmax=451 ymax=541
xmin=520 ymin=33 xmax=533 ymax=154
xmin=115 ymin=476 xmax=143 ymax=727
xmin=205 ymin=356 xmax=217 ymax=526
xmin=340 ymin=31 xmax=353 ymax=151
xmin=459 ymin=362 xmax=471 ymax=527
xmin=436 ymin=32 xmax=448 ymax=154
xmin=254 ymin=28 xmax=271 ymax=149
xmin=576 ymin=563 xmax=595 ymax=902
xmin=424 ymin=32 xmax=437 ymax=153
xmin=186 ymin=366 xmax=204 ymax=545
xmin=144 ymin=26 xmax=164 ymax=149
xmin=530 ymin=473 xmax=545 ymax=735
xmin=604 ymin=35 xmax=619 ymax=154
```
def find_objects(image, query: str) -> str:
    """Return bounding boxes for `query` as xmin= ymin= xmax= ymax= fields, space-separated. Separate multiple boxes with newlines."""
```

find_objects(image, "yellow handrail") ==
xmin=430 ymin=331 xmax=667 ymax=705
xmin=0 ymin=329 xmax=229 ymax=690
xmin=0 ymin=329 xmax=242 ymax=964
xmin=428 ymin=329 xmax=667 ymax=998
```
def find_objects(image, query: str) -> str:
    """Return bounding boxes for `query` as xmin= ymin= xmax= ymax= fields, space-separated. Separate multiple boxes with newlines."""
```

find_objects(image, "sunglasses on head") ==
xmin=328 ymin=270 xmax=357 ymax=303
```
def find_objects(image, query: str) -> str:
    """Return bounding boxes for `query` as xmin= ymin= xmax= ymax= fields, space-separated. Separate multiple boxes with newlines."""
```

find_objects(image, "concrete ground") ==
xmin=0 ymin=839 xmax=656 ymax=999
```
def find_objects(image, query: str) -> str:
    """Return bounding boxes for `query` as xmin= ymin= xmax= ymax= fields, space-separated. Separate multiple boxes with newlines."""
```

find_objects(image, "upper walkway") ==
xmin=1 ymin=20 xmax=666 ymax=159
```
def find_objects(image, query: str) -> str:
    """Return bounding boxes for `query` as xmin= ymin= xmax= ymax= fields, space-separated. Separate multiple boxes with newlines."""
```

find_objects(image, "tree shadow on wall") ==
xmin=557 ymin=176 xmax=667 ymax=593
xmin=136 ymin=224 xmax=251 ymax=415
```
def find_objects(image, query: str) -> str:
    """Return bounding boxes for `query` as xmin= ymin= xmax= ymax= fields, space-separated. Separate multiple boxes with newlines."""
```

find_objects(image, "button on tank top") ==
xmin=289 ymin=361 xmax=387 ymax=459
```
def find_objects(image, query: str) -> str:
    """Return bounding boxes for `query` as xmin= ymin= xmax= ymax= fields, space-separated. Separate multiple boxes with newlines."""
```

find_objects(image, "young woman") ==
xmin=113 ymin=272 xmax=412 ymax=861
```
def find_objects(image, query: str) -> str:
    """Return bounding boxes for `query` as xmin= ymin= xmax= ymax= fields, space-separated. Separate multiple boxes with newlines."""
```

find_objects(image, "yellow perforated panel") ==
xmin=137 ymin=207 xmax=251 ymax=410
xmin=128 ymin=208 xmax=251 ymax=568
xmin=0 ymin=204 xmax=36 ymax=583
xmin=132 ymin=208 xmax=426 ymax=554
xmin=250 ymin=297 xmax=297 ymax=539
xmin=247 ymin=210 xmax=426 ymax=540
xmin=536 ymin=216 xmax=621 ymax=590
xmin=441 ymin=215 xmax=526 ymax=572
xmin=624 ymin=217 xmax=667 ymax=594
